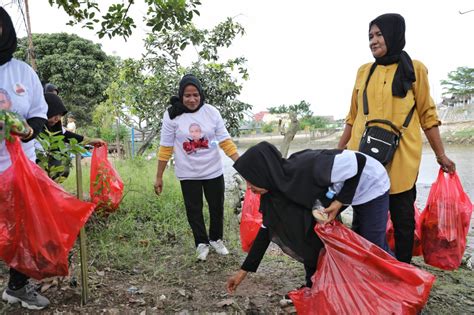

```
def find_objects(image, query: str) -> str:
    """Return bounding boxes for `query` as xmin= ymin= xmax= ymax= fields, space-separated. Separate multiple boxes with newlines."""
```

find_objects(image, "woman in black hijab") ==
xmin=338 ymin=13 xmax=455 ymax=264
xmin=226 ymin=142 xmax=391 ymax=293
xmin=1 ymin=6 xmax=50 ymax=310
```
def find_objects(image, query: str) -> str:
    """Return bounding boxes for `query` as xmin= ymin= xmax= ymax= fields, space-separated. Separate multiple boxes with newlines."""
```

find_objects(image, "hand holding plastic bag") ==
xmin=289 ymin=221 xmax=435 ymax=315
xmin=420 ymin=169 xmax=473 ymax=270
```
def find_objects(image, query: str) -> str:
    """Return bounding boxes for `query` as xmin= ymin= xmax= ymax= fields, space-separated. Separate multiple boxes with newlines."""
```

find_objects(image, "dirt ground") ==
xmin=1 ymin=244 xmax=473 ymax=314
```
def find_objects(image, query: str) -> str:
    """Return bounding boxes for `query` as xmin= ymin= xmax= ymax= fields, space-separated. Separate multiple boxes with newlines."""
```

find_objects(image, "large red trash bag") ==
xmin=420 ymin=169 xmax=473 ymax=270
xmin=90 ymin=144 xmax=124 ymax=213
xmin=239 ymin=188 xmax=262 ymax=252
xmin=386 ymin=203 xmax=422 ymax=256
xmin=289 ymin=221 xmax=435 ymax=315
xmin=0 ymin=138 xmax=95 ymax=279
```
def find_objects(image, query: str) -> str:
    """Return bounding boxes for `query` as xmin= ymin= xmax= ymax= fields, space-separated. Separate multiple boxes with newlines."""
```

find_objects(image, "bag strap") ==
xmin=362 ymin=63 xmax=377 ymax=116
xmin=365 ymin=119 xmax=402 ymax=136
xmin=363 ymin=62 xmax=417 ymax=136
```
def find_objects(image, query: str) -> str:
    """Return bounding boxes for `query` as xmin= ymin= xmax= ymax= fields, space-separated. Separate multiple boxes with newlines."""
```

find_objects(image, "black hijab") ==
xmin=370 ymin=13 xmax=416 ymax=98
xmin=45 ymin=92 xmax=68 ymax=118
xmin=233 ymin=141 xmax=341 ymax=209
xmin=234 ymin=141 xmax=333 ymax=266
xmin=0 ymin=7 xmax=17 ymax=66
xmin=167 ymin=74 xmax=205 ymax=119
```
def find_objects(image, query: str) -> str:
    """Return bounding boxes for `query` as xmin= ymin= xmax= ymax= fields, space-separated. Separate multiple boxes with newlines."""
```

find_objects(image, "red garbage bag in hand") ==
xmin=289 ymin=221 xmax=435 ymax=315
xmin=386 ymin=203 xmax=422 ymax=256
xmin=420 ymin=169 xmax=473 ymax=270
xmin=239 ymin=188 xmax=262 ymax=252
xmin=0 ymin=138 xmax=95 ymax=279
xmin=90 ymin=144 xmax=124 ymax=214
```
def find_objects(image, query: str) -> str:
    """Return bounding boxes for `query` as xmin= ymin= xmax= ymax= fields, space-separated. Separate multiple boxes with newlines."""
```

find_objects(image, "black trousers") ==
xmin=8 ymin=268 xmax=29 ymax=290
xmin=389 ymin=185 xmax=416 ymax=263
xmin=180 ymin=175 xmax=225 ymax=247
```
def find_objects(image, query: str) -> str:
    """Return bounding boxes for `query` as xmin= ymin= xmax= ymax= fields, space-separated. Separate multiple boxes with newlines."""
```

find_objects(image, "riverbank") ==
xmin=236 ymin=120 xmax=474 ymax=147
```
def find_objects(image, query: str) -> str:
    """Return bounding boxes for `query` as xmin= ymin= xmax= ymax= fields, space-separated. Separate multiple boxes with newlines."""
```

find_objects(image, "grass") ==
xmin=62 ymin=156 xmax=243 ymax=275
xmin=452 ymin=127 xmax=474 ymax=138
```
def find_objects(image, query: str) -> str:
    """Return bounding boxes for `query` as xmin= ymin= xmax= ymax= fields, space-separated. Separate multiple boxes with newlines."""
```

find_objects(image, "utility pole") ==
xmin=23 ymin=0 xmax=37 ymax=70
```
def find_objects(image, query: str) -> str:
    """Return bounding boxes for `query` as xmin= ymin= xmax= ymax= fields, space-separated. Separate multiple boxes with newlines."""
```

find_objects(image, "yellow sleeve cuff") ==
xmin=158 ymin=146 xmax=173 ymax=161
xmin=219 ymin=139 xmax=237 ymax=157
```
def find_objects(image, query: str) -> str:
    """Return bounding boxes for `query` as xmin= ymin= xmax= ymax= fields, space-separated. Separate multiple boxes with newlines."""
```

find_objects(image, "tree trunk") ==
xmin=137 ymin=128 xmax=159 ymax=156
xmin=24 ymin=0 xmax=37 ymax=71
xmin=280 ymin=112 xmax=299 ymax=158
xmin=116 ymin=117 xmax=122 ymax=159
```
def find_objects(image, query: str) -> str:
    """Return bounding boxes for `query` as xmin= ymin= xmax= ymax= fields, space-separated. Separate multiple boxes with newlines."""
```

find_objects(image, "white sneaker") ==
xmin=196 ymin=243 xmax=210 ymax=261
xmin=210 ymin=239 xmax=229 ymax=255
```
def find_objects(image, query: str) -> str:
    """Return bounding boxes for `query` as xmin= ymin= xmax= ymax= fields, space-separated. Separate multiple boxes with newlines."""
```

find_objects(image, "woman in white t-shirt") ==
xmin=154 ymin=74 xmax=239 ymax=261
xmin=0 ymin=7 xmax=50 ymax=310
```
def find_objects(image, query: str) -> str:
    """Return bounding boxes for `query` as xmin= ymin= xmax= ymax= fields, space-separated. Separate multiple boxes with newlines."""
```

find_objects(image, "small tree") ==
xmin=96 ymin=18 xmax=251 ymax=156
xmin=268 ymin=100 xmax=313 ymax=157
xmin=36 ymin=130 xmax=86 ymax=183
xmin=441 ymin=66 xmax=474 ymax=105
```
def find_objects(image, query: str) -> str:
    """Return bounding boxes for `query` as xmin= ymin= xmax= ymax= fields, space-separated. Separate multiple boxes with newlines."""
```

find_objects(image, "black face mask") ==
xmin=0 ymin=7 xmax=17 ymax=66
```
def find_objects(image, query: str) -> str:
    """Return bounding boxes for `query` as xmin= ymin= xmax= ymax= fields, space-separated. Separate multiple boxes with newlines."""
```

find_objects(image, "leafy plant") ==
xmin=35 ymin=130 xmax=86 ymax=183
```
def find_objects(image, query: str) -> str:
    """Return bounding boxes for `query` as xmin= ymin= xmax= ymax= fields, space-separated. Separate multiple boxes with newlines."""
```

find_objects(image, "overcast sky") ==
xmin=3 ymin=0 xmax=474 ymax=119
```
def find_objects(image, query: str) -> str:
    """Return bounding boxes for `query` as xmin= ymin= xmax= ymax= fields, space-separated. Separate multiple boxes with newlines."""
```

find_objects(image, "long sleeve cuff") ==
xmin=23 ymin=117 xmax=47 ymax=143
xmin=219 ymin=139 xmax=238 ymax=157
xmin=158 ymin=146 xmax=173 ymax=161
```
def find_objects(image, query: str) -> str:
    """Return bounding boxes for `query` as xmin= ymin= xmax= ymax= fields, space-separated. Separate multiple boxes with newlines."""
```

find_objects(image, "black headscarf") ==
xmin=233 ymin=141 xmax=341 ymax=209
xmin=167 ymin=74 xmax=205 ymax=119
xmin=0 ymin=7 xmax=17 ymax=66
xmin=233 ymin=141 xmax=335 ymax=266
xmin=370 ymin=13 xmax=416 ymax=98
xmin=44 ymin=92 xmax=67 ymax=118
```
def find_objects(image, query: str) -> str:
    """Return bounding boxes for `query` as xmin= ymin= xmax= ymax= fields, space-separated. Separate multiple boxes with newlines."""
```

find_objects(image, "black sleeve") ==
xmin=241 ymin=226 xmax=271 ymax=272
xmin=335 ymin=153 xmax=367 ymax=205
xmin=63 ymin=130 xmax=84 ymax=143
xmin=22 ymin=117 xmax=47 ymax=143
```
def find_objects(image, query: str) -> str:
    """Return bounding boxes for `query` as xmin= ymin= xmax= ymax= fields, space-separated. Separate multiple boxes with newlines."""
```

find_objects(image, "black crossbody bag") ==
xmin=359 ymin=63 xmax=416 ymax=165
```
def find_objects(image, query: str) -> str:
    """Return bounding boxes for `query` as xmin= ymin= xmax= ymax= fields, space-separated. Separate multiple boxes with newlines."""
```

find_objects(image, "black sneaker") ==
xmin=2 ymin=284 xmax=50 ymax=310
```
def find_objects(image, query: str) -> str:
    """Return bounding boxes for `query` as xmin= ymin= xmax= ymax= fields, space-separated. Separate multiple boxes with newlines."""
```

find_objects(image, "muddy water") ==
xmin=224 ymin=141 xmax=474 ymax=255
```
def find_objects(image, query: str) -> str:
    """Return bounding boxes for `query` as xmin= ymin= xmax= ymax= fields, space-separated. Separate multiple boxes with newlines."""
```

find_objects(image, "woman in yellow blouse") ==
xmin=337 ymin=13 xmax=455 ymax=263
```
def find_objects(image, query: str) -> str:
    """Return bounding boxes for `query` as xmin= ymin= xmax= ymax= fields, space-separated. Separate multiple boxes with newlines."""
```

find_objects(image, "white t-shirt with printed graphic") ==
xmin=160 ymin=104 xmax=231 ymax=180
xmin=0 ymin=59 xmax=48 ymax=173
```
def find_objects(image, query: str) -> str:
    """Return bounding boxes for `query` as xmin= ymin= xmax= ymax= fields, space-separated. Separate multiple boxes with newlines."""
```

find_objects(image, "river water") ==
xmin=223 ymin=140 xmax=474 ymax=255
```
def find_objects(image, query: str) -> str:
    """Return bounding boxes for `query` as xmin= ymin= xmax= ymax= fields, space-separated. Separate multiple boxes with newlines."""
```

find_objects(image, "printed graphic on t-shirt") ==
xmin=183 ymin=123 xmax=209 ymax=154
xmin=0 ymin=88 xmax=12 ymax=110
xmin=14 ymin=83 xmax=26 ymax=96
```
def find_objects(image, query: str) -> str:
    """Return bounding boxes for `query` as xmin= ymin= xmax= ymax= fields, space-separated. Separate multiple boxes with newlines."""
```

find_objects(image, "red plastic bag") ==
xmin=386 ymin=203 xmax=422 ymax=256
xmin=420 ymin=169 xmax=473 ymax=270
xmin=239 ymin=188 xmax=262 ymax=252
xmin=0 ymin=138 xmax=95 ymax=279
xmin=90 ymin=145 xmax=124 ymax=213
xmin=289 ymin=221 xmax=435 ymax=315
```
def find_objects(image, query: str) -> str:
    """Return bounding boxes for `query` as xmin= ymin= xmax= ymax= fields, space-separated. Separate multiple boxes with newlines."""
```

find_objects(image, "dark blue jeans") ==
xmin=352 ymin=191 xmax=390 ymax=253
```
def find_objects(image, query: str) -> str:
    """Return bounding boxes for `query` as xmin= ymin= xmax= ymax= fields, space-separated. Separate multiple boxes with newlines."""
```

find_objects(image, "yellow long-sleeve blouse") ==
xmin=345 ymin=60 xmax=441 ymax=194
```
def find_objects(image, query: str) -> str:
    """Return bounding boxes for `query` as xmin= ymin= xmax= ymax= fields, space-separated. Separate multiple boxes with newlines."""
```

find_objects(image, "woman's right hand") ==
xmin=226 ymin=269 xmax=248 ymax=294
xmin=154 ymin=177 xmax=163 ymax=196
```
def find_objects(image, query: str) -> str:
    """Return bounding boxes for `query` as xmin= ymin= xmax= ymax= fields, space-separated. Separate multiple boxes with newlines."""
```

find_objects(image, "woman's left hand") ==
xmin=88 ymin=138 xmax=106 ymax=147
xmin=323 ymin=200 xmax=343 ymax=222
xmin=437 ymin=154 xmax=456 ymax=174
